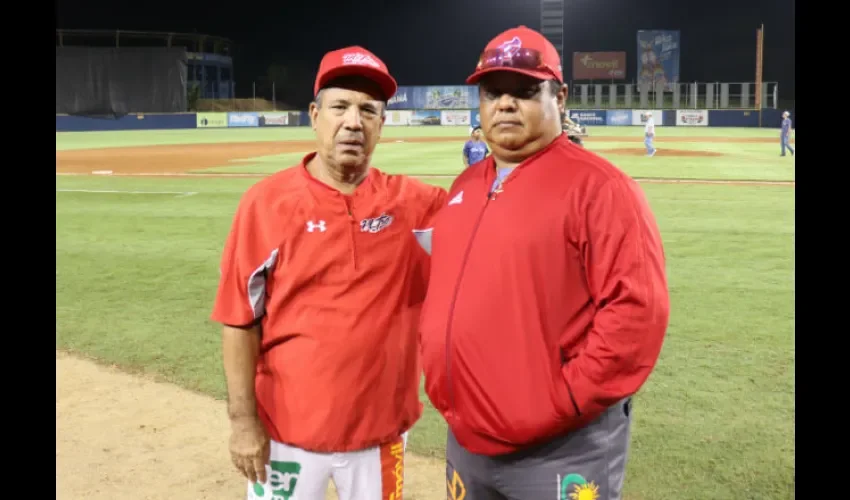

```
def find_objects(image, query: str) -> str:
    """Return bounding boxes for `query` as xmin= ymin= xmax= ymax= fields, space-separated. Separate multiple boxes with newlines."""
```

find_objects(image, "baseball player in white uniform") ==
xmin=644 ymin=111 xmax=656 ymax=156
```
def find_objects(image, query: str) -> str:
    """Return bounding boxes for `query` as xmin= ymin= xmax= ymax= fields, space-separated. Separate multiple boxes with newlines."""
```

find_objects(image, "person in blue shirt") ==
xmin=780 ymin=111 xmax=795 ymax=157
xmin=463 ymin=126 xmax=489 ymax=168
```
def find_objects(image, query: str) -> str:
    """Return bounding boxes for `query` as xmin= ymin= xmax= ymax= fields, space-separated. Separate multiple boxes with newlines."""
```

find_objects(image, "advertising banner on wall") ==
xmin=196 ymin=112 xmax=228 ymax=128
xmin=636 ymin=30 xmax=680 ymax=91
xmin=572 ymin=52 xmax=627 ymax=80
xmin=388 ymin=86 xmax=480 ymax=110
xmin=605 ymin=110 xmax=632 ymax=126
xmin=387 ymin=88 xmax=413 ymax=110
xmin=631 ymin=110 xmax=664 ymax=126
xmin=409 ymin=110 xmax=441 ymax=126
xmin=227 ymin=112 xmax=259 ymax=127
xmin=258 ymin=112 xmax=288 ymax=126
xmin=568 ymin=110 xmax=607 ymax=126
xmin=470 ymin=110 xmax=481 ymax=128
xmin=440 ymin=110 xmax=471 ymax=126
xmin=385 ymin=110 xmax=413 ymax=126
xmin=676 ymin=109 xmax=709 ymax=126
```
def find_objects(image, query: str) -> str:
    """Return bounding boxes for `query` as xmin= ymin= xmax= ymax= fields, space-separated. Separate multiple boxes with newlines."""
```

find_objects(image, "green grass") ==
xmin=55 ymin=126 xmax=795 ymax=500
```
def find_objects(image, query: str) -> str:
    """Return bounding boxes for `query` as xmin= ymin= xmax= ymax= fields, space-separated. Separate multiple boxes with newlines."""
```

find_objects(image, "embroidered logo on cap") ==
xmin=342 ymin=53 xmax=381 ymax=68
xmin=498 ymin=36 xmax=522 ymax=55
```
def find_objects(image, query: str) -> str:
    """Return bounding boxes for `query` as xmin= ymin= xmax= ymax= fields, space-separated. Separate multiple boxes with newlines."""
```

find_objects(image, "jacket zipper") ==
xmin=444 ymin=192 xmax=492 ymax=415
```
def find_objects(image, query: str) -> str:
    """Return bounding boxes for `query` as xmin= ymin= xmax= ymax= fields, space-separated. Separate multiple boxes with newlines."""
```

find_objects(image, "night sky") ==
xmin=57 ymin=0 xmax=795 ymax=107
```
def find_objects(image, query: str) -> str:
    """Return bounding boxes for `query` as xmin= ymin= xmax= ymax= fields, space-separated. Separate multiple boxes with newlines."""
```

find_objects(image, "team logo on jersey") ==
xmin=360 ymin=213 xmax=394 ymax=233
xmin=306 ymin=220 xmax=326 ymax=232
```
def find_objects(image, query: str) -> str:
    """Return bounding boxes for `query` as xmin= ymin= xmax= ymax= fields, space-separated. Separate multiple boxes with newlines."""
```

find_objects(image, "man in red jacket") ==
xmin=419 ymin=26 xmax=670 ymax=500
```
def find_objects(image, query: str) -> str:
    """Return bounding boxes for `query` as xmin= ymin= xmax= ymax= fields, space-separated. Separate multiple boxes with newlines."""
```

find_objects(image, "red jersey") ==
xmin=419 ymin=134 xmax=670 ymax=455
xmin=211 ymin=153 xmax=447 ymax=452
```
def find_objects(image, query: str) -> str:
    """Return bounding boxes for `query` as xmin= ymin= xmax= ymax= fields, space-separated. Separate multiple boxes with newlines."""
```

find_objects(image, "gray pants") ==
xmin=446 ymin=398 xmax=633 ymax=500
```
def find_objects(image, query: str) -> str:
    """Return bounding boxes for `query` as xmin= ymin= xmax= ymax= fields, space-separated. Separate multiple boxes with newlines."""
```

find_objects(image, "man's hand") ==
xmin=229 ymin=415 xmax=271 ymax=484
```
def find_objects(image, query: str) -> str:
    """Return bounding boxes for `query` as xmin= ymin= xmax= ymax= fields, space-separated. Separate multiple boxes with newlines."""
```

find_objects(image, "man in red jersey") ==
xmin=211 ymin=45 xmax=447 ymax=500
xmin=419 ymin=26 xmax=670 ymax=500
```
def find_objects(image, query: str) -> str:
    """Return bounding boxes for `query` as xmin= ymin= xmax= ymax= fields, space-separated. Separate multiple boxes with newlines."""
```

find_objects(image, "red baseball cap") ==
xmin=466 ymin=26 xmax=563 ymax=85
xmin=313 ymin=46 xmax=398 ymax=101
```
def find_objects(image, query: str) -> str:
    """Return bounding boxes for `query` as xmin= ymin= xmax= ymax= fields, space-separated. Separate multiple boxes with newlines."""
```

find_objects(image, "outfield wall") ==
xmin=55 ymin=108 xmax=785 ymax=132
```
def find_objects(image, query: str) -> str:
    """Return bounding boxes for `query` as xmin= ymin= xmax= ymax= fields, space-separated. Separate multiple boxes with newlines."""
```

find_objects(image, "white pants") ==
xmin=247 ymin=433 xmax=408 ymax=500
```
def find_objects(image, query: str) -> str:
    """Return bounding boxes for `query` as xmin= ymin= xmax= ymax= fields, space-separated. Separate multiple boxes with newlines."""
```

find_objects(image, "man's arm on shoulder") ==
xmin=562 ymin=176 xmax=670 ymax=418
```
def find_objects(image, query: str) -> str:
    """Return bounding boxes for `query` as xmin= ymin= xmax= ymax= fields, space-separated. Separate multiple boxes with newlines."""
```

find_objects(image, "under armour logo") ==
xmin=306 ymin=220 xmax=326 ymax=232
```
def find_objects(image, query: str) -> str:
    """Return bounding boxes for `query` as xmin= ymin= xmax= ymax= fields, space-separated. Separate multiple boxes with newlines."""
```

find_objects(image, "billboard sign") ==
xmin=572 ymin=52 xmax=627 ymax=80
xmin=409 ymin=110 xmax=441 ymax=126
xmin=258 ymin=112 xmax=288 ymax=126
xmin=196 ymin=112 xmax=228 ymax=128
xmin=227 ymin=112 xmax=259 ymax=127
xmin=568 ymin=110 xmax=607 ymax=126
xmin=632 ymin=110 xmax=664 ymax=126
xmin=637 ymin=30 xmax=680 ymax=91
xmin=440 ymin=110 xmax=471 ymax=126
xmin=387 ymin=87 xmax=413 ymax=110
xmin=676 ymin=110 xmax=709 ymax=126
xmin=606 ymin=110 xmax=632 ymax=126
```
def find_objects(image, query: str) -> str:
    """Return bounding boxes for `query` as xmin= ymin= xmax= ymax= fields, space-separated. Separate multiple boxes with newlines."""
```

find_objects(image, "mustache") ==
xmin=336 ymin=135 xmax=365 ymax=145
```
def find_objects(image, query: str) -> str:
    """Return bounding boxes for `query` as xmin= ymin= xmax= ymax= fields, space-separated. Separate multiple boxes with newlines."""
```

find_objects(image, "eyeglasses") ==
xmin=476 ymin=47 xmax=554 ymax=77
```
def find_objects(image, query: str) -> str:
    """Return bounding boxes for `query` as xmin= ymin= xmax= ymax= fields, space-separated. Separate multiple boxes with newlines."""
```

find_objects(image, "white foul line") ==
xmin=56 ymin=189 xmax=197 ymax=197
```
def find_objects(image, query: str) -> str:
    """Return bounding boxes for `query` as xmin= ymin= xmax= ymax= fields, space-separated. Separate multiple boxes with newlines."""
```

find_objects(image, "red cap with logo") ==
xmin=466 ymin=26 xmax=563 ymax=85
xmin=313 ymin=46 xmax=398 ymax=101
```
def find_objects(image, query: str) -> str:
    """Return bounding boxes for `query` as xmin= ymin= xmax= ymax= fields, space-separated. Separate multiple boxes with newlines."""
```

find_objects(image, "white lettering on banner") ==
xmin=342 ymin=53 xmax=381 ymax=68
xmin=388 ymin=93 xmax=408 ymax=105
xmin=568 ymin=111 xmax=605 ymax=125
xmin=676 ymin=110 xmax=708 ymax=126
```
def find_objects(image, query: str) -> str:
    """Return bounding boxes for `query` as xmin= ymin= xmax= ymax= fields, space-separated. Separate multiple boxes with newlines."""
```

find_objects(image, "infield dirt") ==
xmin=57 ymin=352 xmax=447 ymax=500
xmin=55 ymin=135 xmax=783 ymax=175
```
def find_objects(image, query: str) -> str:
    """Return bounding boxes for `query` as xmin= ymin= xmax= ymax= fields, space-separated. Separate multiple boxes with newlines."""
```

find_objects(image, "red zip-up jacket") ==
xmin=419 ymin=134 xmax=670 ymax=456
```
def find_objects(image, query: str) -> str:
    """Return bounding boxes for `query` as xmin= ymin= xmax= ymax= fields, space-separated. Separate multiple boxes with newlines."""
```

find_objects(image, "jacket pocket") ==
xmin=556 ymin=348 xmax=583 ymax=418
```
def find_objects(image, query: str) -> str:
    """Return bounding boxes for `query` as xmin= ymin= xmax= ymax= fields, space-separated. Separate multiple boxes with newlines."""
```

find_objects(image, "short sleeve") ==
xmin=211 ymin=192 xmax=279 ymax=328
xmin=462 ymin=142 xmax=470 ymax=157
xmin=414 ymin=183 xmax=448 ymax=230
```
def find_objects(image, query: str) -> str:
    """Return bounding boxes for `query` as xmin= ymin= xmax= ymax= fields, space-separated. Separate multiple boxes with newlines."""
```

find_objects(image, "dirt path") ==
xmin=56 ymin=352 xmax=447 ymax=500
xmin=55 ymin=135 xmax=786 ymax=175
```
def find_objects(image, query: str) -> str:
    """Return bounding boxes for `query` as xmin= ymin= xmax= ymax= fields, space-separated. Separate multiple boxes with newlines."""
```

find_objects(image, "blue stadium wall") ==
xmin=55 ymin=108 xmax=786 ymax=132
xmin=55 ymin=84 xmax=785 ymax=131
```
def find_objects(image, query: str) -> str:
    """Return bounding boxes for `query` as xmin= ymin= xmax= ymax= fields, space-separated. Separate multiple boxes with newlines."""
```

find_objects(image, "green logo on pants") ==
xmin=252 ymin=461 xmax=301 ymax=500
xmin=559 ymin=473 xmax=600 ymax=500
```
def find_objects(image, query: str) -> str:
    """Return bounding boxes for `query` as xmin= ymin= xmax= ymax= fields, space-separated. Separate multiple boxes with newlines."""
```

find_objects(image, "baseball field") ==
xmin=56 ymin=124 xmax=795 ymax=500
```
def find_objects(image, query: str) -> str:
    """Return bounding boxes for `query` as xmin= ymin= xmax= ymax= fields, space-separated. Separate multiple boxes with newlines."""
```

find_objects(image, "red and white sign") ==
xmin=440 ymin=110 xmax=471 ymax=126
xmin=676 ymin=110 xmax=709 ymax=126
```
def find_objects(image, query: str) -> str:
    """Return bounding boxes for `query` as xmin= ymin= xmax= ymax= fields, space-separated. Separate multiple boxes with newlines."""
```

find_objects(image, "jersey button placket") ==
xmin=343 ymin=196 xmax=359 ymax=271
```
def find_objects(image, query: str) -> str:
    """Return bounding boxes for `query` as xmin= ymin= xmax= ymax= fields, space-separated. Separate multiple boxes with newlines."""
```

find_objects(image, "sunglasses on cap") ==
xmin=476 ymin=47 xmax=556 ymax=79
